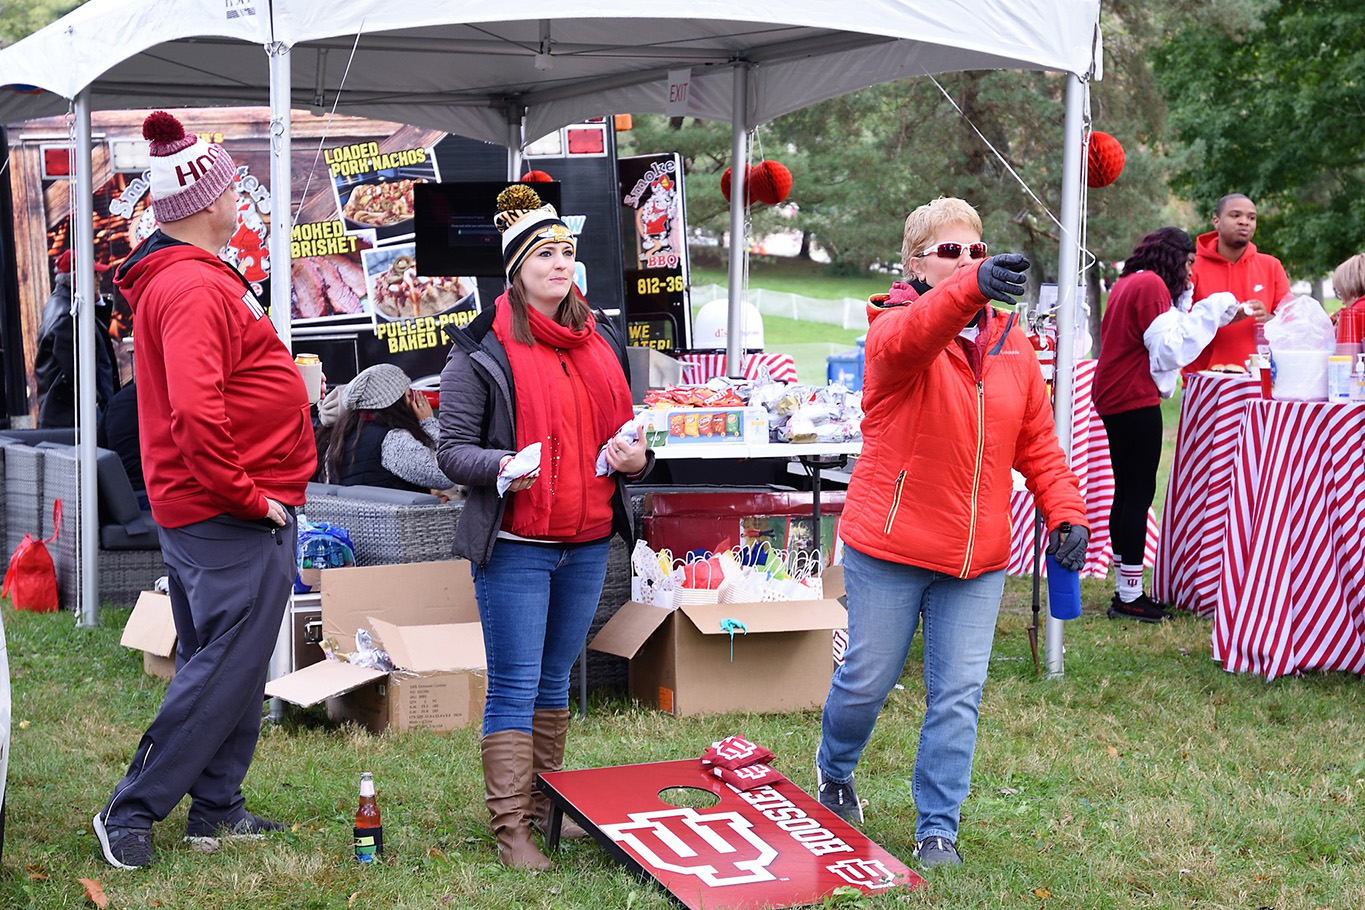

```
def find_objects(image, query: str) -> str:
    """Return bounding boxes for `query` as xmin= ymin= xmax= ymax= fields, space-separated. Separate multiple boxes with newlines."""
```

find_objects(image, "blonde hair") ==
xmin=1332 ymin=253 xmax=1365 ymax=303
xmin=901 ymin=197 xmax=984 ymax=280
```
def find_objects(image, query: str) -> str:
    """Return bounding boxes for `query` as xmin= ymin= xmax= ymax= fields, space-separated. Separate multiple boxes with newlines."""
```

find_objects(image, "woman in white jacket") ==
xmin=1092 ymin=228 xmax=1239 ymax=621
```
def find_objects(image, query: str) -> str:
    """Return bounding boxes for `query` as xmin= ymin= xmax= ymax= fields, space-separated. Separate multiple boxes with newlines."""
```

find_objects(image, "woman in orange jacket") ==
xmin=815 ymin=197 xmax=1088 ymax=870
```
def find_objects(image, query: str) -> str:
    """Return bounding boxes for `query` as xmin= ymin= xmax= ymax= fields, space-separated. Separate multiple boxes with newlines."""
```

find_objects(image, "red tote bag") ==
xmin=3 ymin=499 xmax=61 ymax=613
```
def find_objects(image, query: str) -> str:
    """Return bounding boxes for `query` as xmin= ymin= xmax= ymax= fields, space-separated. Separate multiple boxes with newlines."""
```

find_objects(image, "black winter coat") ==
xmin=436 ymin=304 xmax=650 ymax=566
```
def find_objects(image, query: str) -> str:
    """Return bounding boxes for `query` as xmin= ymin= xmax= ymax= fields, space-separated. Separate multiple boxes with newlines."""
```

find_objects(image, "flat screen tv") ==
xmin=414 ymin=181 xmax=562 ymax=277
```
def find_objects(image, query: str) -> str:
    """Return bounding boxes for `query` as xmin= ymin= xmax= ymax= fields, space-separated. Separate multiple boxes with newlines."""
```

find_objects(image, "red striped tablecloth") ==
xmin=1152 ymin=373 xmax=1261 ymax=615
xmin=678 ymin=352 xmax=799 ymax=385
xmin=1212 ymin=400 xmax=1365 ymax=680
xmin=1006 ymin=359 xmax=1160 ymax=579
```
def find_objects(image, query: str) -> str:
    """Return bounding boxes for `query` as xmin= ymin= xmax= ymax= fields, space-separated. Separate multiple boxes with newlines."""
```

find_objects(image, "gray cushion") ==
xmin=100 ymin=514 xmax=160 ymax=550
xmin=334 ymin=484 xmax=440 ymax=506
xmin=305 ymin=481 xmax=343 ymax=498
xmin=0 ymin=428 xmax=76 ymax=446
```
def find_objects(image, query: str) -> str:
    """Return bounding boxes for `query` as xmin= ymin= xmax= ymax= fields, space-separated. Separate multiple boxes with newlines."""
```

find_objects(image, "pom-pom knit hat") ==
xmin=494 ymin=184 xmax=575 ymax=281
xmin=141 ymin=110 xmax=237 ymax=223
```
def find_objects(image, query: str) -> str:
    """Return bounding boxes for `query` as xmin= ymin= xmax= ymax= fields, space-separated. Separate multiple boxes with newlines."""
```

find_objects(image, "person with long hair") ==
xmin=815 ymin=196 xmax=1088 ymax=870
xmin=436 ymin=184 xmax=649 ymax=870
xmin=1093 ymin=227 xmax=1239 ymax=621
xmin=323 ymin=362 xmax=448 ymax=494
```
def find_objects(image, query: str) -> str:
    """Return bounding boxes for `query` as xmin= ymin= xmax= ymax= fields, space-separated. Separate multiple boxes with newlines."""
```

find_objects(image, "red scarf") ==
xmin=492 ymin=293 xmax=633 ymax=537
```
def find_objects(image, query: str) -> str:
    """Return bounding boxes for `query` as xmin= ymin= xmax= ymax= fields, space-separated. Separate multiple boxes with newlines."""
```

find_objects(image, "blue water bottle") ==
xmin=1045 ymin=523 xmax=1082 ymax=620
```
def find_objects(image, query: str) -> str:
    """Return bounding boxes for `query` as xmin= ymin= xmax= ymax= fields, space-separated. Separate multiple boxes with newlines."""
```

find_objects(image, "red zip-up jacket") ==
xmin=839 ymin=261 xmax=1086 ymax=578
xmin=1186 ymin=230 xmax=1290 ymax=372
xmin=116 ymin=232 xmax=315 ymax=528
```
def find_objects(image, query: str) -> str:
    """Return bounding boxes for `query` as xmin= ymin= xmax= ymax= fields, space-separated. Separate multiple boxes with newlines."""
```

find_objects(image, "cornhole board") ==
xmin=539 ymin=759 xmax=924 ymax=909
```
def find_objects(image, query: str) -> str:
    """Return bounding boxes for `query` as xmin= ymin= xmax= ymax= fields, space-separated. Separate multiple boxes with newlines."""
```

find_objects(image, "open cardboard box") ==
xmin=589 ymin=569 xmax=847 ymax=717
xmin=121 ymin=590 xmax=178 ymax=680
xmin=265 ymin=561 xmax=487 ymax=734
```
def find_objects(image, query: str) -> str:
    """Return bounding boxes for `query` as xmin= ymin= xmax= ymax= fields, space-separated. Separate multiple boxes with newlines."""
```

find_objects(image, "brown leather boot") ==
xmin=530 ymin=708 xmax=587 ymax=840
xmin=481 ymin=731 xmax=552 ymax=870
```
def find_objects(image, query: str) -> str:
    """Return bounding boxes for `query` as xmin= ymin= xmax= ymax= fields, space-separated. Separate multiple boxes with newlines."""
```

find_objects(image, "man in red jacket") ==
xmin=1185 ymin=193 xmax=1290 ymax=373
xmin=94 ymin=111 xmax=315 ymax=870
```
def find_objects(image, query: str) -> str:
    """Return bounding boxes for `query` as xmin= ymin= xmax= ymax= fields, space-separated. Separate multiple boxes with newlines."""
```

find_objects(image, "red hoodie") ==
xmin=116 ymin=233 xmax=315 ymax=528
xmin=1186 ymin=230 xmax=1290 ymax=372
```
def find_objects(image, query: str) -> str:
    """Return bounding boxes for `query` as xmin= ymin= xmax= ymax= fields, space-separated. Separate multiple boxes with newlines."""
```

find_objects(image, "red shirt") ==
xmin=117 ymin=236 xmax=315 ymax=527
xmin=1093 ymin=270 xmax=1171 ymax=416
xmin=1186 ymin=230 xmax=1290 ymax=372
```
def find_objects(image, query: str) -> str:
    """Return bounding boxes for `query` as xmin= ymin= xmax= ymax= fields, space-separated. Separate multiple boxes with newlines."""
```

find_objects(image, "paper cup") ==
xmin=295 ymin=354 xmax=323 ymax=402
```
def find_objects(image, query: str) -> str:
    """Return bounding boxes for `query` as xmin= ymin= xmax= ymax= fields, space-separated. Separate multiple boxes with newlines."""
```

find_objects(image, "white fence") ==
xmin=690 ymin=283 xmax=870 ymax=331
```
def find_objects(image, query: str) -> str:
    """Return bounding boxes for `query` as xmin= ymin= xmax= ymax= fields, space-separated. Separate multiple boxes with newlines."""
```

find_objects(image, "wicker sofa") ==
xmin=0 ymin=433 xmax=165 ymax=610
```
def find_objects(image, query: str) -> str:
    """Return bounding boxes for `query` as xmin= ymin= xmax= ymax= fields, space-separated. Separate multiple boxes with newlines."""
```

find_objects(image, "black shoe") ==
xmin=185 ymin=811 xmax=288 ymax=847
xmin=914 ymin=835 xmax=962 ymax=868
xmin=815 ymin=765 xmax=864 ymax=825
xmin=1107 ymin=592 xmax=1171 ymax=623
xmin=93 ymin=813 xmax=155 ymax=870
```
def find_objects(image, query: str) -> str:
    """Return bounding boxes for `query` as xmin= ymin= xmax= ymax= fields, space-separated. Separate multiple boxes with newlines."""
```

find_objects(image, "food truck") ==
xmin=0 ymin=109 xmax=639 ymax=421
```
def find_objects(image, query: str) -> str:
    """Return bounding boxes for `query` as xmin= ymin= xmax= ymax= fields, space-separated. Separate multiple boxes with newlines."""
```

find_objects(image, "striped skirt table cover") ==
xmin=1212 ymin=400 xmax=1365 ymax=680
xmin=1005 ymin=359 xmax=1160 ymax=579
xmin=1152 ymin=373 xmax=1261 ymax=615
xmin=678 ymin=352 xmax=799 ymax=385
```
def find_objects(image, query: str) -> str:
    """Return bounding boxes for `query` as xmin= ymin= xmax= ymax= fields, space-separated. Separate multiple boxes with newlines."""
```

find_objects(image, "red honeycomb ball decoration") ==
xmin=722 ymin=162 xmax=793 ymax=206
xmin=760 ymin=161 xmax=792 ymax=205
xmin=520 ymin=170 xmax=554 ymax=182
xmin=1087 ymin=131 xmax=1125 ymax=188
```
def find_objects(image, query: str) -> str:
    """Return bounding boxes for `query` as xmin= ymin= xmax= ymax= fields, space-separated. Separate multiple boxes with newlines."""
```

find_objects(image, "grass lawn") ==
xmin=691 ymin=259 xmax=893 ymax=303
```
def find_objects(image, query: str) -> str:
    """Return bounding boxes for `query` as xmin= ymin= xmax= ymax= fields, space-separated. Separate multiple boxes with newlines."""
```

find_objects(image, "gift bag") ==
xmin=294 ymin=515 xmax=357 ymax=593
xmin=3 ymin=499 xmax=61 ymax=613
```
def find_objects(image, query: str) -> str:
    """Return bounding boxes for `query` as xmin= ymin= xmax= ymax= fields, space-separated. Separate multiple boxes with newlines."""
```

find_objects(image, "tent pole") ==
xmin=1045 ymin=73 xmax=1087 ymax=676
xmin=74 ymin=88 xmax=99 ymax=629
xmin=267 ymin=41 xmax=293 ymax=347
xmin=724 ymin=61 xmax=749 ymax=379
xmin=507 ymin=107 xmax=524 ymax=180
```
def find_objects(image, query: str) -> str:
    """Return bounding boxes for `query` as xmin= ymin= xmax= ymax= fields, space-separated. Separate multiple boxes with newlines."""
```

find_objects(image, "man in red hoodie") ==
xmin=94 ymin=111 xmax=315 ymax=870
xmin=1185 ymin=193 xmax=1290 ymax=373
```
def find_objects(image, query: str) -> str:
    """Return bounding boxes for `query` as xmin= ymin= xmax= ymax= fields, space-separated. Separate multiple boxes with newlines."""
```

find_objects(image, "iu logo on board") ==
xmin=599 ymin=808 xmax=779 ymax=887
xmin=826 ymin=857 xmax=900 ymax=889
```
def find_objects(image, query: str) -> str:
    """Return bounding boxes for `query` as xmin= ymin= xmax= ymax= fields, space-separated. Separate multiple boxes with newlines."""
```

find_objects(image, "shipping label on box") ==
xmin=639 ymin=407 xmax=767 ymax=446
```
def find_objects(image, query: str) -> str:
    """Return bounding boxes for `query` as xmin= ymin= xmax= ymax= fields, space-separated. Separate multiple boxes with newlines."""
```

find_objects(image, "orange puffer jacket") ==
xmin=840 ymin=260 xmax=1086 ymax=578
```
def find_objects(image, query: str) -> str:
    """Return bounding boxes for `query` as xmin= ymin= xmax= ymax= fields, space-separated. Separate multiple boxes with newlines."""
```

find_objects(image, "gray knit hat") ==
xmin=343 ymin=363 xmax=411 ymax=411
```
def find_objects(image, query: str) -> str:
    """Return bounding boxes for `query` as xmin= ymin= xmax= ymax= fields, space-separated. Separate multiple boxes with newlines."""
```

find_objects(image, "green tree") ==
xmin=1153 ymin=0 xmax=1365 ymax=279
xmin=0 ymin=0 xmax=82 ymax=47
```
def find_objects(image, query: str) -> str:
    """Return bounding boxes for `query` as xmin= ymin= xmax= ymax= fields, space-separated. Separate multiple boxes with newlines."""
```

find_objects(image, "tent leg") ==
xmin=1045 ymin=73 xmax=1088 ymax=677
xmin=724 ymin=62 xmax=749 ymax=379
xmin=267 ymin=41 xmax=293 ymax=348
xmin=507 ymin=108 xmax=524 ymax=181
xmin=74 ymin=89 xmax=99 ymax=629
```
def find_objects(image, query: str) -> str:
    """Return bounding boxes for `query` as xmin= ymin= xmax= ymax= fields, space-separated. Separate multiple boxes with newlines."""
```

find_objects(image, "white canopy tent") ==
xmin=0 ymin=0 xmax=1101 ymax=672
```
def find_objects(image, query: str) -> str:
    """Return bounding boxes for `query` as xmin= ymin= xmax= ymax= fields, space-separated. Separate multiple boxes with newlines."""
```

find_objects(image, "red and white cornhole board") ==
xmin=539 ymin=760 xmax=925 ymax=909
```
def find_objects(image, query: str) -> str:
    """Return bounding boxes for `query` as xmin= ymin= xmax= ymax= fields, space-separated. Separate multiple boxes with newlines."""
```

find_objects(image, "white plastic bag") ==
xmin=1264 ymin=296 xmax=1334 ymax=401
xmin=496 ymin=442 xmax=541 ymax=496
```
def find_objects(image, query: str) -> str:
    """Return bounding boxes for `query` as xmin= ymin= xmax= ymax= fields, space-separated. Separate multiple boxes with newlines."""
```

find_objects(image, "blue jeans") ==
xmin=473 ymin=537 xmax=610 ymax=735
xmin=818 ymin=544 xmax=1005 ymax=843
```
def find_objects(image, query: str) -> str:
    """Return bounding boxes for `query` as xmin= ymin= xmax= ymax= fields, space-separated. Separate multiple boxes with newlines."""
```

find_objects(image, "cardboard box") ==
xmin=265 ymin=561 xmax=487 ymax=734
xmin=638 ymin=407 xmax=768 ymax=447
xmin=121 ymin=591 xmax=177 ymax=680
xmin=588 ymin=597 xmax=847 ymax=717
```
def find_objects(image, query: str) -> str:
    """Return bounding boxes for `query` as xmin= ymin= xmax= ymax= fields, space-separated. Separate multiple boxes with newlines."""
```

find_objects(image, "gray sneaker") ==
xmin=914 ymin=835 xmax=962 ymax=868
xmin=93 ymin=813 xmax=155 ymax=870
xmin=815 ymin=766 xmax=864 ymax=825
xmin=185 ymin=811 xmax=287 ymax=849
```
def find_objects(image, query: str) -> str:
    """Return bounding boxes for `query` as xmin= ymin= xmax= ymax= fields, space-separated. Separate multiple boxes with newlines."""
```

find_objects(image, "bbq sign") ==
xmin=540 ymin=760 xmax=923 ymax=909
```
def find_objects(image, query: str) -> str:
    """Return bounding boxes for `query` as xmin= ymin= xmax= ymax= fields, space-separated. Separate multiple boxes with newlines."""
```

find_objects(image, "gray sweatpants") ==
xmin=101 ymin=511 xmax=297 ymax=830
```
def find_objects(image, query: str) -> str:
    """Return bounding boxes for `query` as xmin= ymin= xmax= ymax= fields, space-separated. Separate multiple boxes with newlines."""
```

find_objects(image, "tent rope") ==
xmin=295 ymin=20 xmax=367 ymax=219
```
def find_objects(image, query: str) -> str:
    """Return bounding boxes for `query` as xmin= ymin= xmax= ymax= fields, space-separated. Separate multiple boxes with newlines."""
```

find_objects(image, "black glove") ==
xmin=1046 ymin=522 xmax=1089 ymax=572
xmin=976 ymin=253 xmax=1030 ymax=303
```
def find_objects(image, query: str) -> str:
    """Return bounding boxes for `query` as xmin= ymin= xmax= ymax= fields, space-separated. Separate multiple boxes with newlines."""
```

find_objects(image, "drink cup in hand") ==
xmin=295 ymin=353 xmax=323 ymax=402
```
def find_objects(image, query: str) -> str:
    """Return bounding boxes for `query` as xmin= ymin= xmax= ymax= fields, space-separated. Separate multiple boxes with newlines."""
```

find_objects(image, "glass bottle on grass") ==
xmin=354 ymin=771 xmax=383 ymax=863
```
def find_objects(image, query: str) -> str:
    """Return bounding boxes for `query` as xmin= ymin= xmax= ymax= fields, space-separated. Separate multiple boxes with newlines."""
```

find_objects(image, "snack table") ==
xmin=1153 ymin=372 xmax=1261 ymax=614
xmin=1211 ymin=399 xmax=1365 ymax=680
xmin=652 ymin=442 xmax=862 ymax=554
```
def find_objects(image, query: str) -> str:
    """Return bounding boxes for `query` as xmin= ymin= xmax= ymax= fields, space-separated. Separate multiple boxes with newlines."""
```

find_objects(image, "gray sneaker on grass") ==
xmin=914 ymin=835 xmax=962 ymax=868
xmin=93 ymin=813 xmax=155 ymax=870
xmin=815 ymin=765 xmax=864 ymax=825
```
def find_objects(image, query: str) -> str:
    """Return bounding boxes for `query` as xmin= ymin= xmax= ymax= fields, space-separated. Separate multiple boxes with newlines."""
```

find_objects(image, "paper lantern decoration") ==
xmin=721 ymin=161 xmax=793 ymax=206
xmin=1086 ymin=132 xmax=1125 ymax=188
xmin=520 ymin=170 xmax=554 ymax=182
xmin=760 ymin=161 xmax=793 ymax=204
